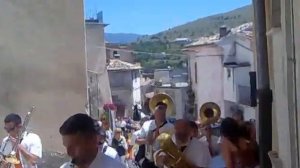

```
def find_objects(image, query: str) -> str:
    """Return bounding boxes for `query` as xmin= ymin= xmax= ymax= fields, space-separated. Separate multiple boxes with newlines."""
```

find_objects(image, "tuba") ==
xmin=155 ymin=133 xmax=193 ymax=168
xmin=5 ymin=106 xmax=36 ymax=167
xmin=149 ymin=93 xmax=175 ymax=116
xmin=199 ymin=102 xmax=221 ymax=126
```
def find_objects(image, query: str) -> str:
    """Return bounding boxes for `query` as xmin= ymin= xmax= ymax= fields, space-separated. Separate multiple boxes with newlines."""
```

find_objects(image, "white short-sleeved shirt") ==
xmin=60 ymin=147 xmax=126 ymax=168
xmin=101 ymin=142 xmax=121 ymax=162
xmin=139 ymin=120 xmax=174 ymax=161
xmin=0 ymin=132 xmax=42 ymax=168
xmin=106 ymin=129 xmax=113 ymax=146
xmin=154 ymin=136 xmax=211 ymax=168
xmin=120 ymin=121 xmax=126 ymax=128
xmin=130 ymin=130 xmax=141 ymax=146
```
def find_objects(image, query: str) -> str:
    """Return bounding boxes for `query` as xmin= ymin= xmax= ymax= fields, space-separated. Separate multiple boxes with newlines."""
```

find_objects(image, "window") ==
xmin=194 ymin=62 xmax=198 ymax=83
xmin=237 ymin=85 xmax=251 ymax=106
xmin=113 ymin=50 xmax=120 ymax=58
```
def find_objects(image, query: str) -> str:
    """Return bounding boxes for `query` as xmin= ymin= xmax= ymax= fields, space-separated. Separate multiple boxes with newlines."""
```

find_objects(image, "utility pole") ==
xmin=252 ymin=0 xmax=272 ymax=167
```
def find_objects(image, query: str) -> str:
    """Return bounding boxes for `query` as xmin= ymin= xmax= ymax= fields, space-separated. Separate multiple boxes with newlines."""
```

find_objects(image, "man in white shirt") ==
xmin=59 ymin=113 xmax=125 ymax=168
xmin=155 ymin=119 xmax=211 ymax=168
xmin=135 ymin=102 xmax=174 ymax=168
xmin=0 ymin=113 xmax=42 ymax=168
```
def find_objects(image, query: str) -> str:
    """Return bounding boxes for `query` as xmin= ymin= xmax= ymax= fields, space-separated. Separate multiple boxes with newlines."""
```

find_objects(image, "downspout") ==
xmin=253 ymin=0 xmax=272 ymax=167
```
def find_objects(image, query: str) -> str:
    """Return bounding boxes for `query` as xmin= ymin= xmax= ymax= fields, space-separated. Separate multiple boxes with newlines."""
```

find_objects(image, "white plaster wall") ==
xmin=194 ymin=56 xmax=225 ymax=118
xmin=132 ymin=73 xmax=142 ymax=107
xmin=223 ymin=67 xmax=237 ymax=102
xmin=240 ymin=105 xmax=256 ymax=120
xmin=0 ymin=0 xmax=87 ymax=151
xmin=155 ymin=87 xmax=186 ymax=119
xmin=293 ymin=0 xmax=300 ymax=166
xmin=86 ymin=23 xmax=112 ymax=110
xmin=235 ymin=40 xmax=255 ymax=71
xmin=269 ymin=28 xmax=292 ymax=168
xmin=86 ymin=23 xmax=106 ymax=72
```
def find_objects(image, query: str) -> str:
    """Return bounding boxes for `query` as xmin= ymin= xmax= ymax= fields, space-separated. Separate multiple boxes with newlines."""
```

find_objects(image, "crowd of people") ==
xmin=0 ymin=102 xmax=259 ymax=168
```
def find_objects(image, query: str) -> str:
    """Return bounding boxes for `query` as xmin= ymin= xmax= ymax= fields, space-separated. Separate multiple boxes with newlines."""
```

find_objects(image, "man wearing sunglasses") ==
xmin=0 ymin=113 xmax=42 ymax=168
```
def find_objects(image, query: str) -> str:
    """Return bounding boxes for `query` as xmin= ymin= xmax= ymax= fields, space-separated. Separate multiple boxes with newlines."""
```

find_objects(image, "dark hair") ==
xmin=59 ymin=113 xmax=97 ymax=136
xmin=189 ymin=121 xmax=198 ymax=130
xmin=4 ymin=113 xmax=22 ymax=125
xmin=220 ymin=117 xmax=241 ymax=145
xmin=240 ymin=121 xmax=254 ymax=140
xmin=232 ymin=109 xmax=244 ymax=121
xmin=93 ymin=120 xmax=106 ymax=137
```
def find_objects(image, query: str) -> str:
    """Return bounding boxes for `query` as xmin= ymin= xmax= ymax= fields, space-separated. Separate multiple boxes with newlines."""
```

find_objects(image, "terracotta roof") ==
xmin=107 ymin=59 xmax=141 ymax=70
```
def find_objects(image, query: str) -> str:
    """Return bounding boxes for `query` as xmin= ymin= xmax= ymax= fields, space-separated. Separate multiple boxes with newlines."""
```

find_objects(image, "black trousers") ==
xmin=141 ymin=158 xmax=158 ymax=168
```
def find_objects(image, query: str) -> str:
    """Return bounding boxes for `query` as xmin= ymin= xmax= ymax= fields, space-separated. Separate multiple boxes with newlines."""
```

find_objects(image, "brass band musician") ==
xmin=0 ymin=113 xmax=42 ymax=168
xmin=135 ymin=102 xmax=174 ymax=168
xmin=154 ymin=119 xmax=211 ymax=168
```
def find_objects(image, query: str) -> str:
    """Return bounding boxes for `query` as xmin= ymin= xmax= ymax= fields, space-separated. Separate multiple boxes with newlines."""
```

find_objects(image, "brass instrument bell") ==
xmin=149 ymin=93 xmax=174 ymax=116
xmin=199 ymin=102 xmax=221 ymax=126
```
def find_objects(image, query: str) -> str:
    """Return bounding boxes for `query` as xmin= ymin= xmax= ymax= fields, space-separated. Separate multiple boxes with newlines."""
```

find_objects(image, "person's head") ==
xmin=4 ymin=113 xmax=22 ymax=137
xmin=188 ymin=121 xmax=199 ymax=138
xmin=240 ymin=121 xmax=256 ymax=140
xmin=100 ymin=116 xmax=110 ymax=130
xmin=94 ymin=120 xmax=106 ymax=145
xmin=232 ymin=109 xmax=244 ymax=123
xmin=220 ymin=117 xmax=241 ymax=144
xmin=174 ymin=119 xmax=191 ymax=145
xmin=114 ymin=128 xmax=122 ymax=140
xmin=154 ymin=102 xmax=167 ymax=122
xmin=59 ymin=113 xmax=98 ymax=166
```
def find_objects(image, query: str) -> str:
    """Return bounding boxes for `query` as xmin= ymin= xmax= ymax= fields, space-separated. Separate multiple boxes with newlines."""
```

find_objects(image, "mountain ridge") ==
xmin=105 ymin=33 xmax=142 ymax=44
xmin=139 ymin=4 xmax=253 ymax=41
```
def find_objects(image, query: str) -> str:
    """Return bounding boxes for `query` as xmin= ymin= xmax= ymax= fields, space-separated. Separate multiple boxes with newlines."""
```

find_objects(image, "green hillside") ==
xmin=139 ymin=5 xmax=253 ymax=41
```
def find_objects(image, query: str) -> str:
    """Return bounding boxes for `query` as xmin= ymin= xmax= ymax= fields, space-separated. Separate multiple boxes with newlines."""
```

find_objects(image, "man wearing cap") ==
xmin=135 ymin=102 xmax=174 ymax=168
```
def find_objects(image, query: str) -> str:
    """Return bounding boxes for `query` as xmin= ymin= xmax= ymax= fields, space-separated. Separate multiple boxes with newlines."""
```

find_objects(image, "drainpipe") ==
xmin=252 ymin=0 xmax=272 ymax=167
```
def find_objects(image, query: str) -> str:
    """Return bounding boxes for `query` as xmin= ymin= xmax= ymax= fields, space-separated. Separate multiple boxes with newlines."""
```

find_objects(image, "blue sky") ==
xmin=84 ymin=0 xmax=252 ymax=35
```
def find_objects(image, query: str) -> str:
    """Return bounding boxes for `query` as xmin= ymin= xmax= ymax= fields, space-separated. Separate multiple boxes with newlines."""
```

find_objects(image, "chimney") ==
xmin=219 ymin=25 xmax=227 ymax=38
xmin=96 ymin=11 xmax=103 ymax=23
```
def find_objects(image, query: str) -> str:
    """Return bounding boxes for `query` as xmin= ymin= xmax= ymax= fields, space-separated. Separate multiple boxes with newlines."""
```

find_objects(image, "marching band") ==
xmin=0 ymin=93 xmax=259 ymax=168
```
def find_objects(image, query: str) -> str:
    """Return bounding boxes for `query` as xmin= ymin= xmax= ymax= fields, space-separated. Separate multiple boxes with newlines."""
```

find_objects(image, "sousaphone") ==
xmin=199 ymin=102 xmax=221 ymax=126
xmin=149 ymin=93 xmax=174 ymax=116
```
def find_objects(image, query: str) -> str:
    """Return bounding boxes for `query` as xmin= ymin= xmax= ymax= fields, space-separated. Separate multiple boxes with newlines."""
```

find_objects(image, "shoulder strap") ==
xmin=152 ymin=121 xmax=168 ymax=132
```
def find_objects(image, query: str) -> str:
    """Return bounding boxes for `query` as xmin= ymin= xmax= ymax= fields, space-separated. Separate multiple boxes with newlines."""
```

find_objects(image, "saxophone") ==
xmin=156 ymin=133 xmax=193 ymax=168
xmin=5 ymin=106 xmax=36 ymax=168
